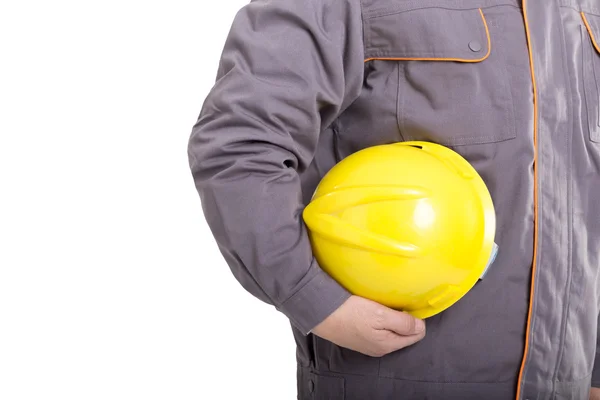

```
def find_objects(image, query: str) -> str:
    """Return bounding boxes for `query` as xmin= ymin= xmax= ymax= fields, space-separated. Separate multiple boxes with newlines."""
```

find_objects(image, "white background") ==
xmin=0 ymin=1 xmax=297 ymax=399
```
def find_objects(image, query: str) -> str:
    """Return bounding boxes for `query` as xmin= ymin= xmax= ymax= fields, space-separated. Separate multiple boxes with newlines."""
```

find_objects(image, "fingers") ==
xmin=378 ymin=307 xmax=426 ymax=336
xmin=367 ymin=328 xmax=426 ymax=357
xmin=311 ymin=296 xmax=427 ymax=358
xmin=386 ymin=328 xmax=426 ymax=351
xmin=364 ymin=306 xmax=426 ymax=357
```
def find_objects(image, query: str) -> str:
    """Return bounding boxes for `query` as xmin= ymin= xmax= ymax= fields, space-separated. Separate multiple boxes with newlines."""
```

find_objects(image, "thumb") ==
xmin=381 ymin=308 xmax=426 ymax=336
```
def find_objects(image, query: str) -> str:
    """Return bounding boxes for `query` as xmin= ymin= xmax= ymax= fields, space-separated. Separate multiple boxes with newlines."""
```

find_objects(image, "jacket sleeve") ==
xmin=188 ymin=0 xmax=365 ymax=334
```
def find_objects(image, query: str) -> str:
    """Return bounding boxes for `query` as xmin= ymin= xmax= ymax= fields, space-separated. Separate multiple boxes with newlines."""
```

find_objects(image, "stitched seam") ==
xmin=583 ymin=13 xmax=600 ymax=54
xmin=582 ymin=28 xmax=597 ymax=140
xmin=498 ymin=28 xmax=519 ymax=145
xmin=552 ymin=9 xmax=576 ymax=391
xmin=363 ymin=1 xmax=519 ymax=20
xmin=308 ymin=368 xmax=515 ymax=384
xmin=395 ymin=63 xmax=405 ymax=141
xmin=365 ymin=9 xmax=490 ymax=63
xmin=402 ymin=136 xmax=516 ymax=147
xmin=522 ymin=172 xmax=542 ymax=398
xmin=366 ymin=5 xmax=481 ymax=20
xmin=582 ymin=14 xmax=600 ymax=140
xmin=368 ymin=51 xmax=477 ymax=57
xmin=515 ymin=0 xmax=540 ymax=397
xmin=592 ymin=29 xmax=600 ymax=131
xmin=403 ymin=134 xmax=510 ymax=142
xmin=559 ymin=3 xmax=600 ymax=16
xmin=303 ymin=368 xmax=596 ymax=386
xmin=359 ymin=0 xmax=368 ymax=65
xmin=302 ymin=370 xmax=592 ymax=387
xmin=555 ymin=372 xmax=593 ymax=386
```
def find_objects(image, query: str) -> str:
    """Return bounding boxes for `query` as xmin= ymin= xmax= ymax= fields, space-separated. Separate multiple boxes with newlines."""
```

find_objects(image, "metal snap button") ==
xmin=469 ymin=40 xmax=482 ymax=52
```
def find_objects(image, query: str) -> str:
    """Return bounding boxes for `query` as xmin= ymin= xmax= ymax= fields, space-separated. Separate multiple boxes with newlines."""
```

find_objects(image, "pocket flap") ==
xmin=364 ymin=8 xmax=490 ymax=62
xmin=582 ymin=12 xmax=600 ymax=55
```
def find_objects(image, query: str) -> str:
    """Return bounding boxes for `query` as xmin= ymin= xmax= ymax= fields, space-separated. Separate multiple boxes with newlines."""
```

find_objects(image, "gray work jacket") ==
xmin=188 ymin=0 xmax=600 ymax=398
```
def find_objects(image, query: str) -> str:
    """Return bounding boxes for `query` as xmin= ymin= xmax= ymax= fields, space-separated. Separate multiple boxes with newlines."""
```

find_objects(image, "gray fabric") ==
xmin=188 ymin=0 xmax=364 ymax=334
xmin=365 ymin=6 xmax=491 ymax=60
xmin=188 ymin=0 xmax=600 ymax=398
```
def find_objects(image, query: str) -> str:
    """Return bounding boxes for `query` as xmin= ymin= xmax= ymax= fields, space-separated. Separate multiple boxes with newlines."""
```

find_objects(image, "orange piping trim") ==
xmin=364 ymin=9 xmax=491 ymax=63
xmin=515 ymin=0 xmax=539 ymax=399
xmin=582 ymin=12 xmax=600 ymax=54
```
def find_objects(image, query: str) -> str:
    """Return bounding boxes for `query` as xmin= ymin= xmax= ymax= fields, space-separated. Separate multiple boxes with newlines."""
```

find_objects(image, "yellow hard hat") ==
xmin=303 ymin=141 xmax=496 ymax=319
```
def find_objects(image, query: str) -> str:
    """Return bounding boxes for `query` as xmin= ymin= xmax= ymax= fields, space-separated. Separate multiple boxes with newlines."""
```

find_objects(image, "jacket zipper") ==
xmin=515 ymin=0 xmax=540 ymax=398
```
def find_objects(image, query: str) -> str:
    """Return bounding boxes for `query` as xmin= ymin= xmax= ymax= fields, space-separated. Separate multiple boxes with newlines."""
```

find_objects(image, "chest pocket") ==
xmin=364 ymin=6 xmax=516 ymax=147
xmin=582 ymin=12 xmax=600 ymax=143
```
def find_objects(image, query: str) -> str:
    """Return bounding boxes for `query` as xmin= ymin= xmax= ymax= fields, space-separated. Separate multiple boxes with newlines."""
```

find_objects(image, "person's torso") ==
xmin=297 ymin=1 xmax=600 ymax=399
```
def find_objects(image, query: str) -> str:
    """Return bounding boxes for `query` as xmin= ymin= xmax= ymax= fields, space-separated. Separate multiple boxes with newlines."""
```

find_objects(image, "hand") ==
xmin=311 ymin=295 xmax=426 ymax=357
xmin=590 ymin=387 xmax=600 ymax=400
